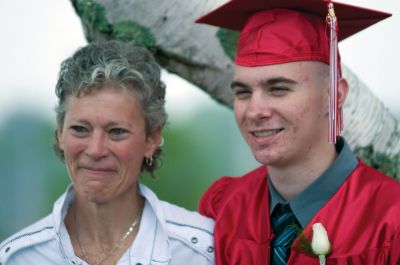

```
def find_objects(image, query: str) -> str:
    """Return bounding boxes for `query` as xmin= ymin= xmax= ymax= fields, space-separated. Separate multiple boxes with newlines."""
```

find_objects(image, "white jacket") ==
xmin=0 ymin=184 xmax=215 ymax=265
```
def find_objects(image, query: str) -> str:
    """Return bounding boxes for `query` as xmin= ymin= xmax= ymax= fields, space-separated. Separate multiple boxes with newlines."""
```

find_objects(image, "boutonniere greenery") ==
xmin=291 ymin=222 xmax=331 ymax=265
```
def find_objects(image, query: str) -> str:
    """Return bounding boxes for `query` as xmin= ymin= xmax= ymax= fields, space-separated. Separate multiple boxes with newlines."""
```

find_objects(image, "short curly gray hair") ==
xmin=54 ymin=41 xmax=167 ymax=175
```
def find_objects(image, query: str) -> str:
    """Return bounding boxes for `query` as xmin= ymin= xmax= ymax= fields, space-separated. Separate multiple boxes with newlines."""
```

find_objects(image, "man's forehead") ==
xmin=233 ymin=61 xmax=327 ymax=82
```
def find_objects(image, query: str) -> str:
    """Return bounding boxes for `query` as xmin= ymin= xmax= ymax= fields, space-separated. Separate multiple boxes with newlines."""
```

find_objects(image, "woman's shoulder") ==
xmin=160 ymin=200 xmax=215 ymax=264
xmin=0 ymin=190 xmax=70 ymax=264
xmin=139 ymin=184 xmax=214 ymax=232
xmin=161 ymin=199 xmax=214 ymax=237
xmin=0 ymin=214 xmax=56 ymax=264
xmin=139 ymin=184 xmax=215 ymax=264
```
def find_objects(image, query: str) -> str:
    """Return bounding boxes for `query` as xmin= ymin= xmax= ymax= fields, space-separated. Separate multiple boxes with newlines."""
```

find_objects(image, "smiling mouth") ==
xmin=252 ymin=129 xmax=283 ymax=138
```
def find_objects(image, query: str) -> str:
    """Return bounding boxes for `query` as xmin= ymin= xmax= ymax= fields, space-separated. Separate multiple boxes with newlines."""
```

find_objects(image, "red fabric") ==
xmin=196 ymin=0 xmax=391 ymax=40
xmin=196 ymin=0 xmax=390 ymax=67
xmin=199 ymin=161 xmax=400 ymax=265
xmin=235 ymin=9 xmax=330 ymax=67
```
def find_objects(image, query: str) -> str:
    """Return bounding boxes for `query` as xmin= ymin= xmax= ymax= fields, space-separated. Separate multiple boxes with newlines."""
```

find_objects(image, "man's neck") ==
xmin=268 ymin=143 xmax=337 ymax=201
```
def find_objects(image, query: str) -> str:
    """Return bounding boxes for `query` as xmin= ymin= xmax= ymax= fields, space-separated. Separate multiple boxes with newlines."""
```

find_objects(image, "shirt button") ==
xmin=207 ymin=246 xmax=214 ymax=253
xmin=5 ymin=247 xmax=10 ymax=253
xmin=136 ymin=263 xmax=142 ymax=265
xmin=191 ymin=237 xmax=198 ymax=244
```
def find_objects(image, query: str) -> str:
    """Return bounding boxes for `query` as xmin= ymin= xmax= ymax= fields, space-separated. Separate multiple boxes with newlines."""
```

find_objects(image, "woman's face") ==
xmin=57 ymin=87 xmax=160 ymax=203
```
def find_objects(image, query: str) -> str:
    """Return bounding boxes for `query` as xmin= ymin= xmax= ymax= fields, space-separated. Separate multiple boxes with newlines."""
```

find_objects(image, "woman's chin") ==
xmin=78 ymin=184 xmax=114 ymax=204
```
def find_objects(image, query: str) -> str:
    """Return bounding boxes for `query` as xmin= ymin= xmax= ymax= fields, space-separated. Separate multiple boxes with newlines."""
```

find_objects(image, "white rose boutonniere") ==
xmin=311 ymin=223 xmax=331 ymax=265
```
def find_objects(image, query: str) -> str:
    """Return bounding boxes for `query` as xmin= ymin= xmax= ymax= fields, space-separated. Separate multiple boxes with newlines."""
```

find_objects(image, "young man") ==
xmin=197 ymin=0 xmax=400 ymax=264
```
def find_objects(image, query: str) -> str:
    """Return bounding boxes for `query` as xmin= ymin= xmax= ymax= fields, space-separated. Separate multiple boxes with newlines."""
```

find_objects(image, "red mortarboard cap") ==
xmin=196 ymin=0 xmax=390 ymax=143
xmin=196 ymin=0 xmax=390 ymax=66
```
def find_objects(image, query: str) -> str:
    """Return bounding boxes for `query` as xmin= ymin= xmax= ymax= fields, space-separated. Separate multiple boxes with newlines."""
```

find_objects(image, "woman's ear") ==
xmin=145 ymin=127 xmax=162 ymax=157
xmin=56 ymin=126 xmax=64 ymax=151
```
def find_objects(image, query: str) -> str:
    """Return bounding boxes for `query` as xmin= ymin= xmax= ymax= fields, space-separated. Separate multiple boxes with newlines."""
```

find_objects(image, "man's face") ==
xmin=232 ymin=61 xmax=330 ymax=168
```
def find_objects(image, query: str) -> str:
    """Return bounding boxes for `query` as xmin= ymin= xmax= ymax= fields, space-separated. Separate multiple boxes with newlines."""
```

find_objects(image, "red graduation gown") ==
xmin=199 ymin=161 xmax=400 ymax=265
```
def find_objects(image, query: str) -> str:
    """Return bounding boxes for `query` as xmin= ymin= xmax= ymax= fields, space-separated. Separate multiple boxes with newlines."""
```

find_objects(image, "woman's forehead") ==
xmin=65 ymin=88 xmax=142 ymax=119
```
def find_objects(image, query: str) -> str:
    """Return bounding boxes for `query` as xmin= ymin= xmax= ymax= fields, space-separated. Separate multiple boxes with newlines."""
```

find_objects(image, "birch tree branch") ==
xmin=70 ymin=0 xmax=400 ymax=179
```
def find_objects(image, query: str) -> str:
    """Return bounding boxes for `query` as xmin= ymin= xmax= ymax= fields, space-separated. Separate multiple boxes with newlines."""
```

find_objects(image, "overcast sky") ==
xmin=0 ymin=0 xmax=398 ymax=125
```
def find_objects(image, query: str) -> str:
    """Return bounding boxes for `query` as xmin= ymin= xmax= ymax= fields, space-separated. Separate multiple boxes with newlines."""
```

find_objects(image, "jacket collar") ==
xmin=51 ymin=184 xmax=172 ymax=265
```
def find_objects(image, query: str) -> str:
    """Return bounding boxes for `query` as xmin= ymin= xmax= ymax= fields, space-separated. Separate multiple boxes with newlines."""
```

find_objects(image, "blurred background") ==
xmin=0 ymin=0 xmax=399 ymax=241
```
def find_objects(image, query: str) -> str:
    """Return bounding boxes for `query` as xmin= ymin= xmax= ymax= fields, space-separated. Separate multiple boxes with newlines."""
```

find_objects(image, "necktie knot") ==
xmin=271 ymin=203 xmax=297 ymax=234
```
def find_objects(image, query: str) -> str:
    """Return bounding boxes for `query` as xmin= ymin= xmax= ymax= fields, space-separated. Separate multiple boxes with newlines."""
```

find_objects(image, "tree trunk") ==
xmin=70 ymin=0 xmax=400 ymax=179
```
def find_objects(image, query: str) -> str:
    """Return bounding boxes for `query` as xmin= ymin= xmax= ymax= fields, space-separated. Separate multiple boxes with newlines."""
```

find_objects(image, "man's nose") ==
xmin=246 ymin=93 xmax=273 ymax=120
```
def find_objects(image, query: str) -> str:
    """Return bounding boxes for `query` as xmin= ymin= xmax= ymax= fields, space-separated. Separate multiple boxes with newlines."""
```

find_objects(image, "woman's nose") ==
xmin=85 ymin=132 xmax=108 ymax=160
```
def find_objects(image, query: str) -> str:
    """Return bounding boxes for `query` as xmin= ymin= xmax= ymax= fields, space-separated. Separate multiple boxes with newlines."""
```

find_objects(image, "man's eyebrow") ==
xmin=230 ymin=81 xmax=248 ymax=90
xmin=262 ymin=77 xmax=298 ymax=86
xmin=230 ymin=77 xmax=297 ymax=90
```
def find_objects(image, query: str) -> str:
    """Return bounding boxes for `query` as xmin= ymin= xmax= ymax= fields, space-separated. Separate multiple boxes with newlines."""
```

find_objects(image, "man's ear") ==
xmin=337 ymin=78 xmax=349 ymax=109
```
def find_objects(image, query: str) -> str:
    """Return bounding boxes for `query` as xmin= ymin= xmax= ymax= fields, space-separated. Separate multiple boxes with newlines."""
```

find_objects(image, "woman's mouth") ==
xmin=79 ymin=167 xmax=116 ymax=174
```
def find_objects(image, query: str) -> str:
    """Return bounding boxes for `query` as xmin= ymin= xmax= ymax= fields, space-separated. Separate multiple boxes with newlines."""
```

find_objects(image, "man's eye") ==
xmin=233 ymin=88 xmax=251 ymax=99
xmin=270 ymin=87 xmax=289 ymax=96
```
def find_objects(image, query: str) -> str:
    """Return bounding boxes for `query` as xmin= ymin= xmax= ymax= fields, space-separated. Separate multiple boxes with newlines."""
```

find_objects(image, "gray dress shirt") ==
xmin=269 ymin=138 xmax=358 ymax=228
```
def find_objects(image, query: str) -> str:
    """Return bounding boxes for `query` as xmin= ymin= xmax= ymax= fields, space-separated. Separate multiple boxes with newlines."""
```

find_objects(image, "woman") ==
xmin=0 ymin=41 xmax=215 ymax=265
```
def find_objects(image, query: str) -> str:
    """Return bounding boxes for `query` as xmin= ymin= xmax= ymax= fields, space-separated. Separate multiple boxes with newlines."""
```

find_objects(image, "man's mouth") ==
xmin=252 ymin=128 xmax=283 ymax=138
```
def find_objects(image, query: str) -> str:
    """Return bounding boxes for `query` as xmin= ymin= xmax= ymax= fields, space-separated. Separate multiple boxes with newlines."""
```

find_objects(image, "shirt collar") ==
xmin=269 ymin=180 xmax=286 ymax=214
xmin=52 ymin=184 xmax=74 ymax=233
xmin=269 ymin=138 xmax=358 ymax=228
xmin=130 ymin=184 xmax=171 ymax=264
xmin=51 ymin=185 xmax=77 ymax=263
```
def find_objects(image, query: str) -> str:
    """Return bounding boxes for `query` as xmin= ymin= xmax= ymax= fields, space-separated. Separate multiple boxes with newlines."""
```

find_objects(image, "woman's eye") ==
xmin=70 ymin=125 xmax=88 ymax=134
xmin=109 ymin=128 xmax=128 ymax=138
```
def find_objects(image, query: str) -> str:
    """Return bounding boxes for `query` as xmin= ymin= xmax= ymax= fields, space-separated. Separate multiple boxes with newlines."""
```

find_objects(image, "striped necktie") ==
xmin=270 ymin=203 xmax=299 ymax=265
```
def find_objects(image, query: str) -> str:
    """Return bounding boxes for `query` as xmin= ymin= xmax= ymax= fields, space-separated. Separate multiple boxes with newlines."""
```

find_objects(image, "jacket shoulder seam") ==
xmin=0 ymin=226 xmax=54 ymax=252
xmin=165 ymin=220 xmax=213 ymax=236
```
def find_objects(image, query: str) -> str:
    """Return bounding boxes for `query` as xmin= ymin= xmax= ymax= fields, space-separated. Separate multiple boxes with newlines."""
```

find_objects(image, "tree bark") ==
xmin=70 ymin=0 xmax=400 ymax=179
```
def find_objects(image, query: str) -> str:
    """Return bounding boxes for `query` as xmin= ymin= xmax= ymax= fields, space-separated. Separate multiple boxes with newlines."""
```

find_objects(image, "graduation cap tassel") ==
xmin=326 ymin=2 xmax=339 ymax=144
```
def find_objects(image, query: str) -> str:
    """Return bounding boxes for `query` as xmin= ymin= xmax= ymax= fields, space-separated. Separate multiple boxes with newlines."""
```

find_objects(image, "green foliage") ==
xmin=0 ymin=112 xmax=69 ymax=241
xmin=216 ymin=28 xmax=239 ymax=61
xmin=71 ymin=0 xmax=156 ymax=48
xmin=141 ymin=107 xmax=242 ymax=210
xmin=112 ymin=21 xmax=156 ymax=48
xmin=354 ymin=145 xmax=400 ymax=180
xmin=73 ymin=0 xmax=112 ymax=34
xmin=291 ymin=224 xmax=313 ymax=256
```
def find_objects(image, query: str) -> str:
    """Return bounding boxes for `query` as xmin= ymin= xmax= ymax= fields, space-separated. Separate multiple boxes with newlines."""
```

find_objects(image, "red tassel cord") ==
xmin=326 ymin=1 xmax=341 ymax=144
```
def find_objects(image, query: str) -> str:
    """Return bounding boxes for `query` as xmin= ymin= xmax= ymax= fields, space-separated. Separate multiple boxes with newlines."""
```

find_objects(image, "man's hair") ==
xmin=54 ymin=40 xmax=167 ymax=175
